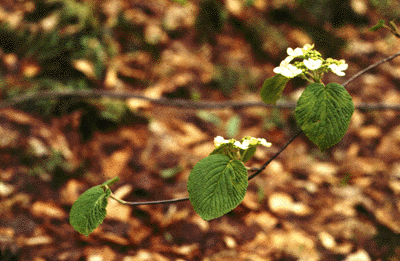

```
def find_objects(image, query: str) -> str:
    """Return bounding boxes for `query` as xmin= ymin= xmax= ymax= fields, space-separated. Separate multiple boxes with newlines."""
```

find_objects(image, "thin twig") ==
xmin=2 ymin=89 xmax=400 ymax=111
xmin=353 ymin=103 xmax=400 ymax=111
xmin=110 ymin=194 xmax=189 ymax=206
xmin=0 ymin=89 xmax=284 ymax=110
xmin=341 ymin=49 xmax=400 ymax=87
xmin=248 ymin=129 xmax=303 ymax=181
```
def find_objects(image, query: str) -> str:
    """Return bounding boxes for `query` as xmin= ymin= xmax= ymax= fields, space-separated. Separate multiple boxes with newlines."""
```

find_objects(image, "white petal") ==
xmin=279 ymin=68 xmax=292 ymax=78
xmin=329 ymin=64 xmax=346 ymax=76
xmin=234 ymin=141 xmax=246 ymax=150
xmin=287 ymin=47 xmax=303 ymax=57
xmin=273 ymin=66 xmax=284 ymax=74
xmin=280 ymin=56 xmax=294 ymax=66
xmin=214 ymin=136 xmax=224 ymax=142
xmin=302 ymin=43 xmax=314 ymax=51
xmin=303 ymin=58 xmax=322 ymax=70
xmin=214 ymin=136 xmax=229 ymax=147
xmin=249 ymin=137 xmax=259 ymax=146
xmin=303 ymin=59 xmax=311 ymax=69
xmin=241 ymin=140 xmax=250 ymax=148
xmin=258 ymin=138 xmax=272 ymax=147
xmin=286 ymin=64 xmax=303 ymax=77
xmin=338 ymin=63 xmax=348 ymax=70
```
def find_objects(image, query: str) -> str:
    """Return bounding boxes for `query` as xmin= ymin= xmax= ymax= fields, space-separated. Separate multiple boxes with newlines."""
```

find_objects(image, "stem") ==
xmin=110 ymin=193 xmax=189 ymax=206
xmin=248 ymin=129 xmax=303 ymax=181
xmin=341 ymin=49 xmax=400 ymax=87
xmin=2 ymin=89 xmax=400 ymax=111
xmin=302 ymin=72 xmax=315 ymax=83
xmin=110 ymin=194 xmax=129 ymax=205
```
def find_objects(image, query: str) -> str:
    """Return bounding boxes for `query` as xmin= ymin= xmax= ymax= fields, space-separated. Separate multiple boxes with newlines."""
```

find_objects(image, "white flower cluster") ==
xmin=273 ymin=44 xmax=348 ymax=80
xmin=214 ymin=136 xmax=272 ymax=150
xmin=326 ymin=58 xmax=348 ymax=76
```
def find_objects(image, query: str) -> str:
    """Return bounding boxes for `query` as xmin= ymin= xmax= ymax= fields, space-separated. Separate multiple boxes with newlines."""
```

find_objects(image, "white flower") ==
xmin=287 ymin=47 xmax=304 ymax=57
xmin=244 ymin=137 xmax=272 ymax=147
xmin=274 ymin=54 xmax=303 ymax=78
xmin=273 ymin=57 xmax=301 ymax=78
xmin=328 ymin=62 xmax=348 ymax=76
xmin=241 ymin=140 xmax=250 ymax=148
xmin=258 ymin=138 xmax=272 ymax=147
xmin=214 ymin=136 xmax=229 ymax=147
xmin=274 ymin=64 xmax=302 ymax=78
xmin=249 ymin=137 xmax=259 ymax=146
xmin=273 ymin=56 xmax=294 ymax=74
xmin=303 ymin=58 xmax=323 ymax=70
xmin=287 ymin=44 xmax=314 ymax=58
xmin=278 ymin=56 xmax=293 ymax=67
xmin=302 ymin=43 xmax=314 ymax=52
xmin=234 ymin=140 xmax=249 ymax=150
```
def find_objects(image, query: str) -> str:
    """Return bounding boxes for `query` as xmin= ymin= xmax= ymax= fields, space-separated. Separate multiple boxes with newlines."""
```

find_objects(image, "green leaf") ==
xmin=101 ymin=177 xmax=119 ymax=187
xmin=69 ymin=185 xmax=111 ymax=236
xmin=187 ymin=154 xmax=248 ymax=221
xmin=240 ymin=146 xmax=256 ymax=163
xmin=295 ymin=82 xmax=354 ymax=151
xmin=210 ymin=143 xmax=236 ymax=158
xmin=260 ymin=74 xmax=289 ymax=104
xmin=370 ymin=19 xmax=385 ymax=31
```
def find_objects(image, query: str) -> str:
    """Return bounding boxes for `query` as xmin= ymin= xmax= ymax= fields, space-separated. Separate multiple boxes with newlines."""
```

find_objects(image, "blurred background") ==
xmin=1 ymin=0 xmax=400 ymax=260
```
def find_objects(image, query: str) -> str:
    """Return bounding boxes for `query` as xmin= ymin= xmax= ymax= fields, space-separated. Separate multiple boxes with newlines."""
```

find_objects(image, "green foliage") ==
xmin=369 ymin=19 xmax=400 ymax=37
xmin=263 ymin=109 xmax=285 ymax=130
xmin=240 ymin=146 xmax=256 ymax=163
xmin=295 ymin=83 xmax=354 ymax=151
xmin=226 ymin=114 xmax=242 ymax=138
xmin=213 ymin=66 xmax=241 ymax=96
xmin=388 ymin=21 xmax=400 ymax=37
xmin=210 ymin=143 xmax=239 ymax=160
xmin=0 ymin=0 xmax=113 ymax=115
xmin=340 ymin=172 xmax=352 ymax=186
xmin=173 ymin=0 xmax=188 ymax=5
xmin=233 ymin=13 xmax=288 ymax=60
xmin=196 ymin=111 xmax=222 ymax=126
xmin=97 ymin=99 xmax=129 ymax=123
xmin=370 ymin=19 xmax=386 ymax=31
xmin=245 ymin=0 xmax=257 ymax=7
xmin=260 ymin=74 xmax=290 ymax=104
xmin=369 ymin=0 xmax=400 ymax=20
xmin=190 ymin=90 xmax=202 ymax=101
xmin=160 ymin=165 xmax=182 ymax=179
xmin=59 ymin=0 xmax=99 ymax=29
xmin=298 ymin=0 xmax=369 ymax=27
xmin=257 ymin=184 xmax=265 ymax=203
xmin=28 ymin=150 xmax=70 ymax=177
xmin=196 ymin=0 xmax=228 ymax=41
xmin=69 ymin=178 xmax=119 ymax=236
xmin=297 ymin=0 xmax=336 ymax=24
xmin=187 ymin=154 xmax=248 ymax=220
xmin=102 ymin=177 xmax=120 ymax=187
